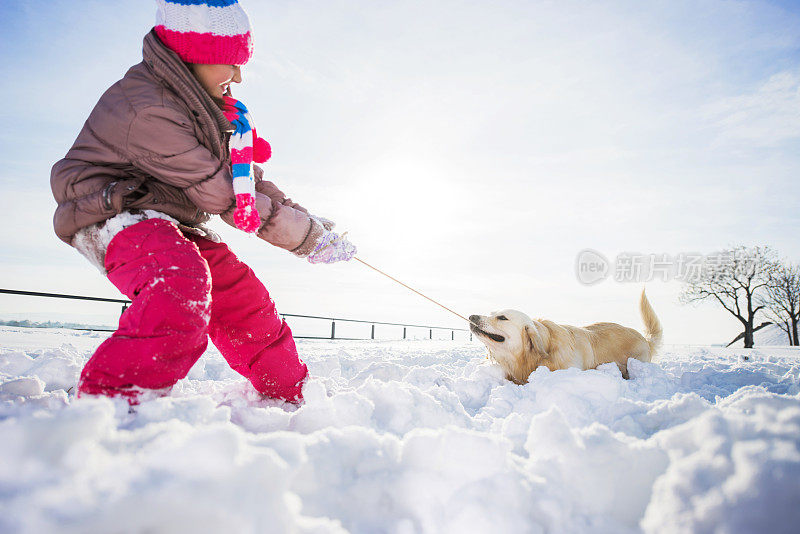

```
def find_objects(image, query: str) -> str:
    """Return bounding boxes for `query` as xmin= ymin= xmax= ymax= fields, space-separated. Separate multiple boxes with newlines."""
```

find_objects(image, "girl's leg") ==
xmin=78 ymin=219 xmax=212 ymax=402
xmin=188 ymin=235 xmax=308 ymax=402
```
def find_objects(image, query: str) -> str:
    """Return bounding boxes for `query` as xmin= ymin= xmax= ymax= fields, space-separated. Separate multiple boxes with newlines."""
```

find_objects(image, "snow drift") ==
xmin=1 ymin=326 xmax=799 ymax=533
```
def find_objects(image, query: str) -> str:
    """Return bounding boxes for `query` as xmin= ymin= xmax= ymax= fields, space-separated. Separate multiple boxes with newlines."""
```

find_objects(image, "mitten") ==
xmin=307 ymin=229 xmax=357 ymax=264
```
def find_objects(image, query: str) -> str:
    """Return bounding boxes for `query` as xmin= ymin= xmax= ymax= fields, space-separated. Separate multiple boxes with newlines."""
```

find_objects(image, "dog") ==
xmin=469 ymin=290 xmax=662 ymax=383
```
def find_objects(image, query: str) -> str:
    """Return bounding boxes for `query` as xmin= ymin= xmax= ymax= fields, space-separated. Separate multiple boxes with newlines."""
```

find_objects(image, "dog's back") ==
xmin=580 ymin=290 xmax=662 ymax=375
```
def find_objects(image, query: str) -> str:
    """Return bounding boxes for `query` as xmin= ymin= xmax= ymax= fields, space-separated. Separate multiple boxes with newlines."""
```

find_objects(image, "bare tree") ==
xmin=762 ymin=263 xmax=800 ymax=346
xmin=680 ymin=245 xmax=779 ymax=348
xmin=725 ymin=321 xmax=773 ymax=347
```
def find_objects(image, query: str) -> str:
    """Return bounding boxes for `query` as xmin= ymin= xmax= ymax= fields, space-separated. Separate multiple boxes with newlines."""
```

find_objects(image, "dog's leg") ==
xmin=618 ymin=361 xmax=630 ymax=379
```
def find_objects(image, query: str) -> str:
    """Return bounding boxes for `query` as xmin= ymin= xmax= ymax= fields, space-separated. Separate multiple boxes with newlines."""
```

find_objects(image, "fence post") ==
xmin=403 ymin=327 xmax=406 ymax=339
xmin=429 ymin=329 xmax=433 ymax=340
xmin=121 ymin=303 xmax=128 ymax=316
xmin=451 ymin=330 xmax=454 ymax=341
xmin=371 ymin=324 xmax=375 ymax=340
xmin=331 ymin=320 xmax=336 ymax=340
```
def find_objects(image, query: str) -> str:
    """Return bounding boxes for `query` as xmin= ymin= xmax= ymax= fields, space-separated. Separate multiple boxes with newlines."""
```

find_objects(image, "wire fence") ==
xmin=0 ymin=288 xmax=472 ymax=342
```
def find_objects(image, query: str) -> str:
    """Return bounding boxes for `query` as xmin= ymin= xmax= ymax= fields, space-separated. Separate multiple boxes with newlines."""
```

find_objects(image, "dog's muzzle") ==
xmin=469 ymin=317 xmax=505 ymax=343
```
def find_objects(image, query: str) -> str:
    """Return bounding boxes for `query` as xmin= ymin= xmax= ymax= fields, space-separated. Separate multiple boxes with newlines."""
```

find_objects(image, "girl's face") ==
xmin=190 ymin=64 xmax=242 ymax=99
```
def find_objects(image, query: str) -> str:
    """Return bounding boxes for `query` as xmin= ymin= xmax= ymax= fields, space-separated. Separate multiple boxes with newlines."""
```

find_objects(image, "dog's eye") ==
xmin=496 ymin=315 xmax=508 ymax=321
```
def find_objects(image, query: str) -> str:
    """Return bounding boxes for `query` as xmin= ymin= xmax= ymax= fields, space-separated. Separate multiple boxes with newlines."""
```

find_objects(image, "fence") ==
xmin=0 ymin=288 xmax=472 ymax=342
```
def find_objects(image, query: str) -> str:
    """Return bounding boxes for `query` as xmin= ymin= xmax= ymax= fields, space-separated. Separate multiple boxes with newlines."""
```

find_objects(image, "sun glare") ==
xmin=351 ymin=157 xmax=466 ymax=247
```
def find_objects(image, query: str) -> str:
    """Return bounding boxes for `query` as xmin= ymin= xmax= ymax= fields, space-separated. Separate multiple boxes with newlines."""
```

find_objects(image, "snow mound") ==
xmin=1 ymin=326 xmax=799 ymax=533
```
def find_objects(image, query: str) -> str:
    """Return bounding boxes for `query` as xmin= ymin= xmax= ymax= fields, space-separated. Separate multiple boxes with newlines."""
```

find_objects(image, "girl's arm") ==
xmin=126 ymin=105 xmax=319 ymax=253
xmin=253 ymin=165 xmax=309 ymax=214
xmin=126 ymin=105 xmax=235 ymax=214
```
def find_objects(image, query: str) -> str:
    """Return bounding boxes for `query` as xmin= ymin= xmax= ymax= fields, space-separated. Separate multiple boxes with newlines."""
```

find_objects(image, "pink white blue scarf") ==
xmin=222 ymin=96 xmax=271 ymax=232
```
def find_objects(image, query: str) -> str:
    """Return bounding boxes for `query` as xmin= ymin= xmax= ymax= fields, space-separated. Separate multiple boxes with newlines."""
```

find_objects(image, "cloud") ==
xmin=705 ymin=69 xmax=800 ymax=146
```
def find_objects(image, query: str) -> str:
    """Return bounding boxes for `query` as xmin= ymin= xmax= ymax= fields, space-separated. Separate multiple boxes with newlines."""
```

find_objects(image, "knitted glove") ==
xmin=307 ymin=229 xmax=357 ymax=264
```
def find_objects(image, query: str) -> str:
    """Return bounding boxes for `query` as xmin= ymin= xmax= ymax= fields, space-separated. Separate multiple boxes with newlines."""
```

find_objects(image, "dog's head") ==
xmin=469 ymin=310 xmax=551 ymax=383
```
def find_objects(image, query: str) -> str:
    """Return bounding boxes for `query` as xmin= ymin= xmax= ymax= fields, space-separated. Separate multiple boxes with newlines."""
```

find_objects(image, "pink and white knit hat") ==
xmin=154 ymin=0 xmax=253 ymax=65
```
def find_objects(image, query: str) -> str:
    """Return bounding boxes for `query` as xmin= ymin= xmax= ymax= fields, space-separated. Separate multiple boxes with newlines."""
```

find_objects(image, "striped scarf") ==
xmin=222 ymin=96 xmax=271 ymax=233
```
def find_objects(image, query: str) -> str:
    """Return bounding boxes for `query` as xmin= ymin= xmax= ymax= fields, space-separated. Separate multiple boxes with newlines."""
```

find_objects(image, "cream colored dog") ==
xmin=469 ymin=290 xmax=662 ymax=383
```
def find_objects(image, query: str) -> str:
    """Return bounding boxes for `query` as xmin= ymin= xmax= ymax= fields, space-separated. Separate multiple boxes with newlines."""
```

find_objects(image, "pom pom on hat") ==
xmin=154 ymin=0 xmax=254 ymax=65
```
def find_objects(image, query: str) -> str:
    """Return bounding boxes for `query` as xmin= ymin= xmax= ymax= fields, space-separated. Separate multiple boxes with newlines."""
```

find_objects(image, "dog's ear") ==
xmin=524 ymin=323 xmax=545 ymax=356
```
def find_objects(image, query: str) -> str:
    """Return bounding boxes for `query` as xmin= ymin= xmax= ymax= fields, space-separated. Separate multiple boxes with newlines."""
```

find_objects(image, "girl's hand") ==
xmin=307 ymin=230 xmax=357 ymax=264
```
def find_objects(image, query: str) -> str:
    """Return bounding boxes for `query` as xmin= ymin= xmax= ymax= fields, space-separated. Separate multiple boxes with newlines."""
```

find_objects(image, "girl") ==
xmin=50 ymin=0 xmax=356 ymax=404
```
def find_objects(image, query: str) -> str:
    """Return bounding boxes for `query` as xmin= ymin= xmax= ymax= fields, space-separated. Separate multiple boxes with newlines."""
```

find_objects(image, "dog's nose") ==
xmin=469 ymin=315 xmax=480 ymax=324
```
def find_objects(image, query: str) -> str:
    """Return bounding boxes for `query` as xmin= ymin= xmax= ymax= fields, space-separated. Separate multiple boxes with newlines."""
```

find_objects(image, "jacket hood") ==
xmin=143 ymin=29 xmax=234 ymax=159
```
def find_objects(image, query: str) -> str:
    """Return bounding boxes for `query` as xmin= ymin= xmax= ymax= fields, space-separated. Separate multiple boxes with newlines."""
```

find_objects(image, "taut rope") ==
xmin=353 ymin=257 xmax=469 ymax=323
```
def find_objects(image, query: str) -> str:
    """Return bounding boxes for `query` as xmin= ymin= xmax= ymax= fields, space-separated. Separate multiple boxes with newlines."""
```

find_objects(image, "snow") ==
xmin=73 ymin=210 xmax=180 ymax=272
xmin=1 ymin=325 xmax=799 ymax=533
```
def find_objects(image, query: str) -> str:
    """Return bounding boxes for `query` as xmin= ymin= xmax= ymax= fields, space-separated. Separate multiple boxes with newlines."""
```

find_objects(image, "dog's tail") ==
xmin=640 ymin=288 xmax=663 ymax=356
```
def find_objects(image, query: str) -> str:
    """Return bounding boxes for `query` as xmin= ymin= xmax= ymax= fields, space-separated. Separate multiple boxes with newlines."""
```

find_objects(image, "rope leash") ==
xmin=317 ymin=232 xmax=469 ymax=324
xmin=353 ymin=257 xmax=470 ymax=323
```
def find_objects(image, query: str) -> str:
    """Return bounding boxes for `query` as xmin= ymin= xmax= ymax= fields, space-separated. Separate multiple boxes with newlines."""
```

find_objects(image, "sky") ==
xmin=1 ymin=0 xmax=799 ymax=344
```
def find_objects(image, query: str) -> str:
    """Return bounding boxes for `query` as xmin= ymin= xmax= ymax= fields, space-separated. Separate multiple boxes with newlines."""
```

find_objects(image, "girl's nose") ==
xmin=232 ymin=66 xmax=242 ymax=84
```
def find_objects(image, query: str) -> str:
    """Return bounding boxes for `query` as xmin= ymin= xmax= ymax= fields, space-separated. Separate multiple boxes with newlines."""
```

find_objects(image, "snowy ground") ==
xmin=1 ymin=326 xmax=799 ymax=534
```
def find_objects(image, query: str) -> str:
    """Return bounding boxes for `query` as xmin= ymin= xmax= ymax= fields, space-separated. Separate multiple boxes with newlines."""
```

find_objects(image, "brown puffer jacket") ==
xmin=51 ymin=30 xmax=322 ymax=256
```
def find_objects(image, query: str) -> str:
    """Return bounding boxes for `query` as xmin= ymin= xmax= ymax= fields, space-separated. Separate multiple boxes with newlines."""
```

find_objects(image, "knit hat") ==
xmin=154 ymin=0 xmax=254 ymax=65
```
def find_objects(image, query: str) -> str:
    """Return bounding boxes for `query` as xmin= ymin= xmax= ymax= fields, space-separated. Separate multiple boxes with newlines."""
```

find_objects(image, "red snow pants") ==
xmin=77 ymin=218 xmax=308 ymax=403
